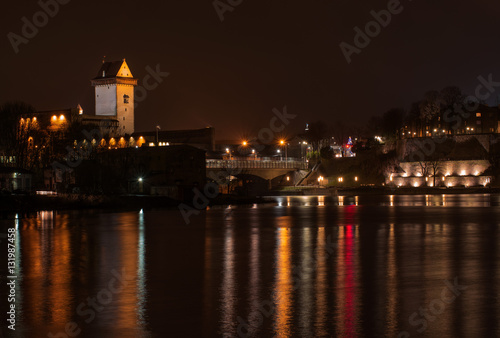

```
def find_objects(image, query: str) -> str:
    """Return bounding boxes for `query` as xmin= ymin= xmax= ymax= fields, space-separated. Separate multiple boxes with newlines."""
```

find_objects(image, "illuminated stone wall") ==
xmin=388 ymin=160 xmax=493 ymax=187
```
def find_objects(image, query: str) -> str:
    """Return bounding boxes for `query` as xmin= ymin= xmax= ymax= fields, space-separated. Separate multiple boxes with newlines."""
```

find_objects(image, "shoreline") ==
xmin=270 ymin=186 xmax=500 ymax=196
xmin=336 ymin=186 xmax=500 ymax=196
xmin=0 ymin=193 xmax=272 ymax=213
xmin=2 ymin=187 xmax=499 ymax=212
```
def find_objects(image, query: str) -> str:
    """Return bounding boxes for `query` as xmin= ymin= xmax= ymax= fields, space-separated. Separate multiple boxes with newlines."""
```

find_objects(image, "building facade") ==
xmin=91 ymin=59 xmax=137 ymax=135
xmin=93 ymin=145 xmax=206 ymax=198
xmin=388 ymin=135 xmax=496 ymax=187
xmin=400 ymin=104 xmax=500 ymax=139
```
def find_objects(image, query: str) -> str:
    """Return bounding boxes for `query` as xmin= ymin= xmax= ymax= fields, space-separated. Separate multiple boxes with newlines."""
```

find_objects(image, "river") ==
xmin=1 ymin=194 xmax=499 ymax=337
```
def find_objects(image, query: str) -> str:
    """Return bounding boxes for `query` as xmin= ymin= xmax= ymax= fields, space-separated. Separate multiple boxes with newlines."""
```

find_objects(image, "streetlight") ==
xmin=300 ymin=141 xmax=308 ymax=161
xmin=242 ymin=141 xmax=248 ymax=146
xmin=279 ymin=139 xmax=288 ymax=163
xmin=226 ymin=148 xmax=232 ymax=160
xmin=138 ymin=177 xmax=143 ymax=194
xmin=156 ymin=125 xmax=161 ymax=145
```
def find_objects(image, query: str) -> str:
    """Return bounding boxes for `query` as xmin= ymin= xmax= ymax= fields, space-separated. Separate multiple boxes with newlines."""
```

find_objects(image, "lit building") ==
xmin=91 ymin=145 xmax=206 ymax=198
xmin=388 ymin=137 xmax=494 ymax=187
xmin=400 ymin=104 xmax=500 ymax=139
xmin=132 ymin=127 xmax=216 ymax=152
xmin=90 ymin=59 xmax=137 ymax=135
xmin=21 ymin=59 xmax=137 ymax=139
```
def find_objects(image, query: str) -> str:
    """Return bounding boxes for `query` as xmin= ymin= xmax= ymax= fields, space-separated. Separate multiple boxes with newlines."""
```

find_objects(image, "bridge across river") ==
xmin=206 ymin=159 xmax=309 ymax=182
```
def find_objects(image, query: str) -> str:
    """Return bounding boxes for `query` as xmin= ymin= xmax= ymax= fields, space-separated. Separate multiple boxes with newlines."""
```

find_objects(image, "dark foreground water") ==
xmin=1 ymin=194 xmax=500 ymax=337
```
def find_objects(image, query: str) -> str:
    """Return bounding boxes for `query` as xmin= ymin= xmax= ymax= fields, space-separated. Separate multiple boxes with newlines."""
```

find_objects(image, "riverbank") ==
xmin=337 ymin=186 xmax=500 ymax=196
xmin=0 ymin=193 xmax=272 ymax=212
xmin=2 ymin=187 xmax=499 ymax=212
xmin=271 ymin=186 xmax=500 ymax=196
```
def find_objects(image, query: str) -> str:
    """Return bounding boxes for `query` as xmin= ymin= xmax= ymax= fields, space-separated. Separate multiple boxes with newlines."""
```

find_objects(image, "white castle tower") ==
xmin=90 ymin=59 xmax=137 ymax=135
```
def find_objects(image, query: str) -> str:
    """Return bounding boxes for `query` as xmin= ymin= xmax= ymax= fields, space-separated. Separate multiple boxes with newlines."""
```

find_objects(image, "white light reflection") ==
xmin=385 ymin=223 xmax=398 ymax=336
xmin=136 ymin=209 xmax=147 ymax=325
xmin=248 ymin=227 xmax=261 ymax=333
xmin=38 ymin=210 xmax=54 ymax=228
xmin=318 ymin=196 xmax=325 ymax=207
xmin=14 ymin=213 xmax=23 ymax=317
xmin=221 ymin=227 xmax=236 ymax=335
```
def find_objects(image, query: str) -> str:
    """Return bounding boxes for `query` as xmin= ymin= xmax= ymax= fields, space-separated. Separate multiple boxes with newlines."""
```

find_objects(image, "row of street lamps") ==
xmin=225 ymin=139 xmax=308 ymax=161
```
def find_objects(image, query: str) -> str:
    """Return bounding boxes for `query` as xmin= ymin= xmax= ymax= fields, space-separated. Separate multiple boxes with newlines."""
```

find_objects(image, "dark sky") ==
xmin=2 ymin=0 xmax=500 ymax=139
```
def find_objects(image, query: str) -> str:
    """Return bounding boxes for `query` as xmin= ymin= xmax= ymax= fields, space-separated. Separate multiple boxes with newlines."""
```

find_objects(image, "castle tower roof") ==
xmin=91 ymin=59 xmax=137 ymax=86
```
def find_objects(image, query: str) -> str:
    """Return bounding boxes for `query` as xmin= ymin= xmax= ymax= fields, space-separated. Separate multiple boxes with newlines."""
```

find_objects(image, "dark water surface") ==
xmin=1 ymin=194 xmax=500 ymax=337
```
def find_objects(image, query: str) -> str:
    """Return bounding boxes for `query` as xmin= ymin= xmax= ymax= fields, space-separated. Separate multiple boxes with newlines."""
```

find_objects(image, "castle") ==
xmin=90 ymin=59 xmax=137 ymax=135
xmin=24 ymin=59 xmax=137 ymax=138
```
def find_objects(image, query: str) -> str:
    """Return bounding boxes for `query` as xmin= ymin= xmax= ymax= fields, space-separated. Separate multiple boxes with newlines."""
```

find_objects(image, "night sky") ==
xmin=2 ymin=0 xmax=500 ymax=139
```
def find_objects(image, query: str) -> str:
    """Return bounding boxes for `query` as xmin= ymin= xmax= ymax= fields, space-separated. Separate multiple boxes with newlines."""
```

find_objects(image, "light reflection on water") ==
xmin=1 ymin=194 xmax=499 ymax=337
xmin=274 ymin=193 xmax=495 ymax=207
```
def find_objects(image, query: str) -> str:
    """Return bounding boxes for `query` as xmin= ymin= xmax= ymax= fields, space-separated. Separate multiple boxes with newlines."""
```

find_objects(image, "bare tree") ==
xmin=428 ymin=160 xmax=442 ymax=187
xmin=382 ymin=108 xmax=405 ymax=139
xmin=417 ymin=161 xmax=430 ymax=177
xmin=303 ymin=121 xmax=330 ymax=152
xmin=419 ymin=91 xmax=441 ymax=122
xmin=0 ymin=101 xmax=50 ymax=170
xmin=440 ymin=86 xmax=465 ymax=110
xmin=418 ymin=160 xmax=442 ymax=186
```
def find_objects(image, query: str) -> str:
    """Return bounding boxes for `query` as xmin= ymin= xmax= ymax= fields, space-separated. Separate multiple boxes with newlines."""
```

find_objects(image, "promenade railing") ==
xmin=206 ymin=159 xmax=308 ymax=170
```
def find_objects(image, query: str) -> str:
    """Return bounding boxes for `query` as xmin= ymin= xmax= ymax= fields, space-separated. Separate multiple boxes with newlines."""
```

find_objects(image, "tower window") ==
xmin=123 ymin=94 xmax=130 ymax=104
xmin=123 ymin=117 xmax=125 ymax=121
